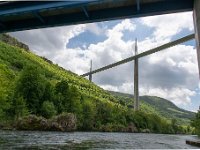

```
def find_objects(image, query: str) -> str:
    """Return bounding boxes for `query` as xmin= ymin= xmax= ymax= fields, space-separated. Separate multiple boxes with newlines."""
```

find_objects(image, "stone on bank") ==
xmin=15 ymin=113 xmax=76 ymax=131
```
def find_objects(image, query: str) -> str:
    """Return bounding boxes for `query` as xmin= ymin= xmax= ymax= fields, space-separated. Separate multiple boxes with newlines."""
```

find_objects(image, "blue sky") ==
xmin=10 ymin=12 xmax=200 ymax=112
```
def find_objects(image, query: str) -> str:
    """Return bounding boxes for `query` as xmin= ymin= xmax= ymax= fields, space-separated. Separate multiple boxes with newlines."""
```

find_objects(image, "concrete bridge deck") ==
xmin=0 ymin=0 xmax=193 ymax=33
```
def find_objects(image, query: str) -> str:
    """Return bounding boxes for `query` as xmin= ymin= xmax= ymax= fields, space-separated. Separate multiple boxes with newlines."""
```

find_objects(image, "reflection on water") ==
xmin=0 ymin=130 xmax=199 ymax=149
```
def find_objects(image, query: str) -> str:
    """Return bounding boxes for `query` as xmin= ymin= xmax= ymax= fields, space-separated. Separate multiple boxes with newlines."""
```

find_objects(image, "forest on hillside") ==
xmin=0 ymin=34 xmax=197 ymax=134
xmin=1 ymin=64 xmax=190 ymax=133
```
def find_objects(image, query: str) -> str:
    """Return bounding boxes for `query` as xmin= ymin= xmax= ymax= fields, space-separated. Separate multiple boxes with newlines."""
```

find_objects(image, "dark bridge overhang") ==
xmin=0 ymin=0 xmax=194 ymax=33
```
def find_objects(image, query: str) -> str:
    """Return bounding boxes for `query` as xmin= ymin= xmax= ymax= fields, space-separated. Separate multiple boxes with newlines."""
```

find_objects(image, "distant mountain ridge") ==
xmin=108 ymin=91 xmax=195 ymax=124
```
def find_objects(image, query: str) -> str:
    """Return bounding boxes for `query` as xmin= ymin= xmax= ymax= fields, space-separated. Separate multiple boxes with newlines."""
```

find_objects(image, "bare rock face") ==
xmin=15 ymin=115 xmax=49 ymax=131
xmin=141 ymin=129 xmax=150 ymax=133
xmin=15 ymin=113 xmax=77 ymax=131
xmin=126 ymin=123 xmax=138 ymax=133
xmin=0 ymin=34 xmax=29 ymax=51
xmin=50 ymin=113 xmax=77 ymax=131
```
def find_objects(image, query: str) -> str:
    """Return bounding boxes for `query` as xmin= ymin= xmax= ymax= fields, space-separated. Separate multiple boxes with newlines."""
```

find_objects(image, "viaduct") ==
xmin=0 ymin=0 xmax=199 ymax=110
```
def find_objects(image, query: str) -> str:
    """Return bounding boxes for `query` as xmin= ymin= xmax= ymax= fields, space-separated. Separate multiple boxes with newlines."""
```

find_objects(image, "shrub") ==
xmin=41 ymin=101 xmax=57 ymax=119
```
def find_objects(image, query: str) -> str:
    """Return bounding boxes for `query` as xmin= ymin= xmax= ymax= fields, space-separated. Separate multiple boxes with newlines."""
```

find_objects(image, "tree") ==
xmin=54 ymin=81 xmax=81 ymax=115
xmin=0 ymin=91 xmax=11 ymax=121
xmin=54 ymin=80 xmax=70 ymax=113
xmin=55 ymin=80 xmax=69 ymax=96
xmin=95 ymin=102 xmax=113 ymax=125
xmin=171 ymin=118 xmax=178 ymax=134
xmin=68 ymin=86 xmax=81 ymax=114
xmin=81 ymin=101 xmax=95 ymax=130
xmin=191 ymin=110 xmax=200 ymax=137
xmin=41 ymin=101 xmax=57 ymax=119
xmin=42 ymin=82 xmax=54 ymax=103
xmin=13 ymin=96 xmax=29 ymax=119
xmin=15 ymin=65 xmax=46 ymax=114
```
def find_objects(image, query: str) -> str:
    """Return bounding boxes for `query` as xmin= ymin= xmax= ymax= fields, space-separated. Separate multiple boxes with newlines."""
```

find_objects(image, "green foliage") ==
xmin=81 ymin=101 xmax=95 ymax=130
xmin=41 ymin=101 xmax=57 ymax=119
xmin=191 ymin=110 xmax=200 ymax=136
xmin=171 ymin=119 xmax=178 ymax=133
xmin=0 ymin=39 xmax=195 ymax=134
xmin=109 ymin=91 xmax=195 ymax=125
xmin=54 ymin=80 xmax=70 ymax=113
xmin=13 ymin=96 xmax=29 ymax=119
xmin=16 ymin=65 xmax=46 ymax=114
xmin=42 ymin=82 xmax=54 ymax=103
xmin=0 ymin=96 xmax=10 ymax=121
xmin=68 ymin=86 xmax=81 ymax=114
xmin=55 ymin=80 xmax=69 ymax=96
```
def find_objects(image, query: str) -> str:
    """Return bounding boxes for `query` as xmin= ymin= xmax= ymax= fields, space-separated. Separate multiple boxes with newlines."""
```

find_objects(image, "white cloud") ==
xmin=140 ymin=86 xmax=196 ymax=105
xmin=100 ymin=84 xmax=119 ymax=92
xmin=147 ymin=44 xmax=198 ymax=76
xmin=101 ymin=82 xmax=196 ymax=106
xmin=65 ymin=25 xmax=86 ymax=46
xmin=141 ymin=12 xmax=194 ymax=40
xmin=85 ymin=23 xmax=105 ymax=36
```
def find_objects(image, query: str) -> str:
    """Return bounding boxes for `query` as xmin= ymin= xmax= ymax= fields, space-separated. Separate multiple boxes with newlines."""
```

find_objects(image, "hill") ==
xmin=0 ymin=34 xmax=195 ymax=133
xmin=109 ymin=91 xmax=195 ymax=124
xmin=0 ymin=34 xmax=117 ymax=105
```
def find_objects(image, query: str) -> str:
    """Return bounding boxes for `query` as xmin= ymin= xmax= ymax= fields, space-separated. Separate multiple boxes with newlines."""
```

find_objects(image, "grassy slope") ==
xmin=109 ymin=91 xmax=195 ymax=124
xmin=0 ymin=41 xmax=118 ymax=105
xmin=0 ymin=38 xmax=195 ymax=125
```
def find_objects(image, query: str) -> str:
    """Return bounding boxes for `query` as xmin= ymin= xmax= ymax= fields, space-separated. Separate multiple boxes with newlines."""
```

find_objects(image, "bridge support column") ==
xmin=134 ymin=39 xmax=139 ymax=111
xmin=193 ymin=0 xmax=200 ymax=79
xmin=89 ymin=60 xmax=92 ymax=82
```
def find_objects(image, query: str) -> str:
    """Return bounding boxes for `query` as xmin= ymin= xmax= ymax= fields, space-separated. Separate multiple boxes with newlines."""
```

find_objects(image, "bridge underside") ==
xmin=0 ymin=0 xmax=193 ymax=33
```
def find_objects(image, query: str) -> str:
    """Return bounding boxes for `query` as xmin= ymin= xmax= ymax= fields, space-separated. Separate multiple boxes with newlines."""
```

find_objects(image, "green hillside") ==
xmin=0 ymin=35 xmax=117 ymax=105
xmin=0 ymin=34 xmax=195 ymax=133
xmin=109 ymin=91 xmax=195 ymax=124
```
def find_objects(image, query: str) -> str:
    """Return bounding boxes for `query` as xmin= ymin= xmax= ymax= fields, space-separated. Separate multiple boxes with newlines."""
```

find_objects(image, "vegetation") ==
xmin=0 ymin=34 xmax=195 ymax=134
xmin=109 ymin=91 xmax=195 ymax=125
xmin=191 ymin=109 xmax=200 ymax=137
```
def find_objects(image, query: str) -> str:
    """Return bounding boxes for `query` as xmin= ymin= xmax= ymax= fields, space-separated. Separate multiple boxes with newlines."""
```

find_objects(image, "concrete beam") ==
xmin=81 ymin=34 xmax=194 ymax=77
xmin=193 ymin=0 xmax=200 ymax=79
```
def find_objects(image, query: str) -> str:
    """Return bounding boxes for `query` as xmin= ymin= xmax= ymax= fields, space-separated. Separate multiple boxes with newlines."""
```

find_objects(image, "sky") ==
xmin=10 ymin=12 xmax=200 ymax=112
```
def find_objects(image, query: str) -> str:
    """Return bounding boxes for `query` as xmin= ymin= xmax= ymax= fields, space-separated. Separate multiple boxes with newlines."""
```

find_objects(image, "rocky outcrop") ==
xmin=126 ymin=123 xmax=138 ymax=133
xmin=15 ymin=113 xmax=77 ymax=131
xmin=49 ymin=113 xmax=77 ymax=131
xmin=0 ymin=34 xmax=29 ymax=51
xmin=141 ymin=128 xmax=150 ymax=133
xmin=15 ymin=115 xmax=49 ymax=131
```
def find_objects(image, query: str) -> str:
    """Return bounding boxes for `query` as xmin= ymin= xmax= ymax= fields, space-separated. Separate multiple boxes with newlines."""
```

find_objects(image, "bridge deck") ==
xmin=0 ymin=0 xmax=193 ymax=33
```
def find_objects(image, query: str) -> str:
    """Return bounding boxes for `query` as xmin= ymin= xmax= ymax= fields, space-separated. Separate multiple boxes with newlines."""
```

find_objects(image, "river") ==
xmin=0 ymin=130 xmax=199 ymax=149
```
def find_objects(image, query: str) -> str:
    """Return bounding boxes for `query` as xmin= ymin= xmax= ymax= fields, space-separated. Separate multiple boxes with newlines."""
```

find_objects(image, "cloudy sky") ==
xmin=10 ymin=12 xmax=200 ymax=112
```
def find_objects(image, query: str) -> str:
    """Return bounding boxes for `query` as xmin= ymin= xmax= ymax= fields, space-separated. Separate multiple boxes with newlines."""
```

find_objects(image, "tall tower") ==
xmin=89 ymin=60 xmax=92 ymax=82
xmin=134 ymin=39 xmax=139 ymax=111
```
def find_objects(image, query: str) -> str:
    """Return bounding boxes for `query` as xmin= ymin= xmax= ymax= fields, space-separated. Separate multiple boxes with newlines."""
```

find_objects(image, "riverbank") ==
xmin=0 ymin=113 xmax=76 ymax=132
xmin=0 ymin=117 xmax=159 ymax=133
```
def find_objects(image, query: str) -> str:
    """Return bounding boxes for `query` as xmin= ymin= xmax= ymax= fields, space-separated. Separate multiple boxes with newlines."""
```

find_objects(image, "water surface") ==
xmin=0 ymin=130 xmax=199 ymax=149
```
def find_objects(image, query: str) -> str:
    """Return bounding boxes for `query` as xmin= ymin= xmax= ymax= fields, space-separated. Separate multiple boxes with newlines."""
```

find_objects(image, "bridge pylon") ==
xmin=89 ymin=60 xmax=92 ymax=82
xmin=134 ymin=38 xmax=139 ymax=111
xmin=194 ymin=0 xmax=200 ymax=79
